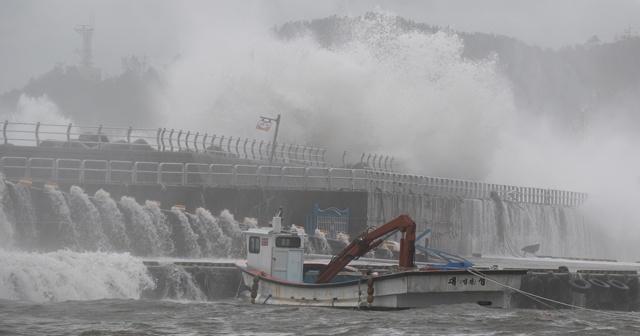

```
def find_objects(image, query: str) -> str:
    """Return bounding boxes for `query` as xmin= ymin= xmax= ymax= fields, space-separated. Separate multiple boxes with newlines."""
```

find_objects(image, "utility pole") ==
xmin=626 ymin=24 xmax=636 ymax=39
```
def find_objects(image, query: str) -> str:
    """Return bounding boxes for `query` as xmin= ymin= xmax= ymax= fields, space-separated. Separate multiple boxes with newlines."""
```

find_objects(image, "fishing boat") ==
xmin=235 ymin=213 xmax=527 ymax=309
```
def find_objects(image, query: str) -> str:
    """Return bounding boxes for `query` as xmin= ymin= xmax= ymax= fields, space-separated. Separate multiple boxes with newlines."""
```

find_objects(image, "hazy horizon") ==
xmin=2 ymin=1 xmax=639 ymax=93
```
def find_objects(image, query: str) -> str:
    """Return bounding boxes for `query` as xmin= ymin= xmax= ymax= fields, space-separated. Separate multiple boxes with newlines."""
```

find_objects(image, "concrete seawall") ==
xmin=0 ymin=144 xmax=596 ymax=258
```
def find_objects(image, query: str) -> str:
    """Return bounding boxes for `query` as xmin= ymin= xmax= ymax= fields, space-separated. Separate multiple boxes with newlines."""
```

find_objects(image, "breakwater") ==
xmin=0 ymin=157 xmax=595 ymax=258
xmin=0 ymin=121 xmax=613 ymax=309
xmin=0 ymin=140 xmax=594 ymax=258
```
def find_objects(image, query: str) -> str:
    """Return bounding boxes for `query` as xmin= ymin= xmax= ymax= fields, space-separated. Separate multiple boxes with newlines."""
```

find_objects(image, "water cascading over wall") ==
xmin=0 ymin=180 xmax=251 ymax=302
xmin=466 ymin=197 xmax=593 ymax=258
xmin=0 ymin=181 xmax=246 ymax=259
xmin=368 ymin=191 xmax=596 ymax=258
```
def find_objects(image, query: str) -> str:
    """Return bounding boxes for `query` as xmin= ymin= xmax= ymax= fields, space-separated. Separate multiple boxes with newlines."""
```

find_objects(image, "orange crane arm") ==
xmin=315 ymin=215 xmax=416 ymax=284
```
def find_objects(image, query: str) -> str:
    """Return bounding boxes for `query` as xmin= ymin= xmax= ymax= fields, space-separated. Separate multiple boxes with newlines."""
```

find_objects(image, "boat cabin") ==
xmin=245 ymin=216 xmax=305 ymax=282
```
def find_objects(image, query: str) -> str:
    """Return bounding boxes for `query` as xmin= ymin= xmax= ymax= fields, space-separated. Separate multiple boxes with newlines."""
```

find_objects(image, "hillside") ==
xmin=2 ymin=13 xmax=639 ymax=135
xmin=275 ymin=14 xmax=640 ymax=131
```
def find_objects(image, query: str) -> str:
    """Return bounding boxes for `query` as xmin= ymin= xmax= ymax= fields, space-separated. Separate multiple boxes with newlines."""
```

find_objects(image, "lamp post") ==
xmin=260 ymin=114 xmax=281 ymax=165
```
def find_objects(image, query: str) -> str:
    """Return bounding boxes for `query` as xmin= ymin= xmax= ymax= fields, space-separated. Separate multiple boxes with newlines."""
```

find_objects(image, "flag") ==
xmin=256 ymin=118 xmax=272 ymax=131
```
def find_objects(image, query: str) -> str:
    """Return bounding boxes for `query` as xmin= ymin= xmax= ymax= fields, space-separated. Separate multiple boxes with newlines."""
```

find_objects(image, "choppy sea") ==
xmin=1 ymin=298 xmax=639 ymax=336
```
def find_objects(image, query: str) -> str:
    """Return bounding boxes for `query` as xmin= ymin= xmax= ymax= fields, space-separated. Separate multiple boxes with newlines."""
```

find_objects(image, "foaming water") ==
xmin=39 ymin=187 xmax=78 ymax=251
xmin=92 ymin=189 xmax=131 ymax=252
xmin=66 ymin=186 xmax=110 ymax=252
xmin=148 ymin=11 xmax=639 ymax=260
xmin=145 ymin=200 xmax=176 ymax=256
xmin=190 ymin=208 xmax=234 ymax=257
xmin=172 ymin=209 xmax=202 ymax=258
xmin=465 ymin=198 xmax=595 ymax=258
xmin=154 ymin=264 xmax=206 ymax=301
xmin=4 ymin=182 xmax=38 ymax=250
xmin=306 ymin=230 xmax=332 ymax=255
xmin=1 ymin=299 xmax=638 ymax=335
xmin=0 ymin=181 xmax=244 ymax=259
xmin=0 ymin=182 xmax=16 ymax=249
xmin=0 ymin=250 xmax=154 ymax=302
xmin=156 ymin=13 xmax=513 ymax=178
xmin=216 ymin=209 xmax=246 ymax=258
xmin=0 ymin=182 xmax=245 ymax=305
xmin=119 ymin=196 xmax=165 ymax=256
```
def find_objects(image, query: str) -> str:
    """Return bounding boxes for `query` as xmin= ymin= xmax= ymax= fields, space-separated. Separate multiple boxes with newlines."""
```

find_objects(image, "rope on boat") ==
xmin=466 ymin=268 xmax=633 ymax=317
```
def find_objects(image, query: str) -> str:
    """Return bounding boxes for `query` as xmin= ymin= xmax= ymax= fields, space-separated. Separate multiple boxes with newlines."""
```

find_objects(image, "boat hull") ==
xmin=237 ymin=262 xmax=526 ymax=309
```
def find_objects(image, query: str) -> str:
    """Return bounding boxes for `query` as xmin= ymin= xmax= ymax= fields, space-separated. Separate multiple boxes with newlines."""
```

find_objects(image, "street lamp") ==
xmin=259 ymin=114 xmax=281 ymax=165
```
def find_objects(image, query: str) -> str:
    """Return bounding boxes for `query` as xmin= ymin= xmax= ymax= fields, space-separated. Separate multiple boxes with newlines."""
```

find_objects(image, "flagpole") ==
xmin=268 ymin=114 xmax=281 ymax=165
xmin=258 ymin=114 xmax=281 ymax=165
xmin=256 ymin=114 xmax=281 ymax=224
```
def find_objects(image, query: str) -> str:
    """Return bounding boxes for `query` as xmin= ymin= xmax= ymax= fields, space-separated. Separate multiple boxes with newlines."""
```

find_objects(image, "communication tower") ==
xmin=75 ymin=13 xmax=95 ymax=68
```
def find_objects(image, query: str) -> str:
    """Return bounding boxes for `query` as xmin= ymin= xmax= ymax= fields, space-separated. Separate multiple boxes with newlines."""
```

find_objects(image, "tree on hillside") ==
xmin=0 ymin=57 xmax=161 ymax=127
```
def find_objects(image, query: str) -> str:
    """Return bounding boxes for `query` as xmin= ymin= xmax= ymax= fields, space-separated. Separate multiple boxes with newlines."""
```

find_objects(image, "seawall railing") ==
xmin=0 ymin=121 xmax=326 ymax=167
xmin=0 ymin=157 xmax=588 ymax=206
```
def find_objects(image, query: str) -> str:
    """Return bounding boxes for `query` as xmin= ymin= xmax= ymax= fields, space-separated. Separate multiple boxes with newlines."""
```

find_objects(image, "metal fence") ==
xmin=306 ymin=204 xmax=350 ymax=239
xmin=0 ymin=156 xmax=588 ymax=206
xmin=0 ymin=121 xmax=326 ymax=166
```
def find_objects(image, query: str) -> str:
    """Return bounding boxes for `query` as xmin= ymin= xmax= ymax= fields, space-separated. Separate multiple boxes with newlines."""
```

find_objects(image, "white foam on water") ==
xmin=0 ymin=249 xmax=154 ymax=303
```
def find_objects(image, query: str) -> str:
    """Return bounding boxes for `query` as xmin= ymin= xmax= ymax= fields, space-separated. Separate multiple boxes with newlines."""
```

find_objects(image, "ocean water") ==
xmin=2 ymin=249 xmax=639 ymax=335
xmin=2 ymin=298 xmax=639 ymax=335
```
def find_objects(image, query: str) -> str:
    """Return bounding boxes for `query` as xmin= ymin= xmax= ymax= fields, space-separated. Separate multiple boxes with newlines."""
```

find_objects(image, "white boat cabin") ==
xmin=244 ymin=216 xmax=305 ymax=282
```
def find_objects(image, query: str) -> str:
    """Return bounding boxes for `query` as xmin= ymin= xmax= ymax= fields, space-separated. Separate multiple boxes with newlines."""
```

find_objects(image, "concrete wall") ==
xmin=1 ymin=145 xmax=593 ymax=258
xmin=41 ymin=180 xmax=369 ymax=237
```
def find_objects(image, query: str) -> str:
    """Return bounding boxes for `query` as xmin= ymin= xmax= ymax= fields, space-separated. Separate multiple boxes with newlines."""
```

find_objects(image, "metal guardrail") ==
xmin=0 ymin=121 xmax=327 ymax=167
xmin=0 ymin=157 xmax=588 ymax=206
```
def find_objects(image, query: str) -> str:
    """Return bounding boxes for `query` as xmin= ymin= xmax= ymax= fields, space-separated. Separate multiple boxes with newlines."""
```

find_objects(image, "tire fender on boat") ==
xmin=545 ymin=276 xmax=563 ymax=301
xmin=366 ymin=277 xmax=375 ymax=304
xmin=568 ymin=278 xmax=591 ymax=293
xmin=588 ymin=278 xmax=610 ymax=291
xmin=528 ymin=276 xmax=545 ymax=297
xmin=607 ymin=279 xmax=630 ymax=292
xmin=251 ymin=275 xmax=260 ymax=304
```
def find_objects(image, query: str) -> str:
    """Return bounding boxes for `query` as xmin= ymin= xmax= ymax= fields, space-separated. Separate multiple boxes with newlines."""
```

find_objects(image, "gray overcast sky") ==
xmin=1 ymin=0 xmax=639 ymax=93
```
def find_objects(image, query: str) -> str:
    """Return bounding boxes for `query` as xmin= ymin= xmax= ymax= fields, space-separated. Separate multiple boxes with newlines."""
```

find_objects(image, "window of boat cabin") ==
xmin=249 ymin=236 xmax=260 ymax=253
xmin=275 ymin=236 xmax=301 ymax=248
